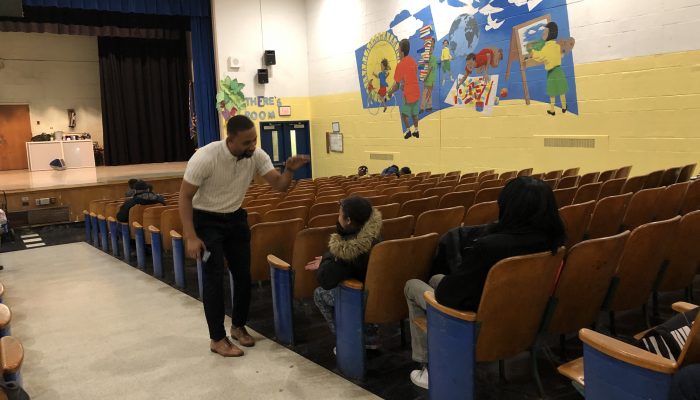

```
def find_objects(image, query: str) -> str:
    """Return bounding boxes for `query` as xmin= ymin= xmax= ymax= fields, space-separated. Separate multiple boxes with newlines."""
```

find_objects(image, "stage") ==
xmin=0 ymin=162 xmax=186 ymax=226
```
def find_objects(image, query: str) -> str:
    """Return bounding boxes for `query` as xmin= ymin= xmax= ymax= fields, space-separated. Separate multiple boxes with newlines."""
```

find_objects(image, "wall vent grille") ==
xmin=544 ymin=138 xmax=596 ymax=149
xmin=369 ymin=153 xmax=394 ymax=161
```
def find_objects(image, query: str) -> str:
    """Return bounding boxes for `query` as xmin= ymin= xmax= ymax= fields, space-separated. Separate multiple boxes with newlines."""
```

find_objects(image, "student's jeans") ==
xmin=314 ymin=286 xmax=380 ymax=345
xmin=404 ymin=274 xmax=445 ymax=363
xmin=193 ymin=208 xmax=251 ymax=341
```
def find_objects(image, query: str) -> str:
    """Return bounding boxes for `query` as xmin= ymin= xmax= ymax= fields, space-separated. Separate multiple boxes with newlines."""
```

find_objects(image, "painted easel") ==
xmin=505 ymin=15 xmax=551 ymax=105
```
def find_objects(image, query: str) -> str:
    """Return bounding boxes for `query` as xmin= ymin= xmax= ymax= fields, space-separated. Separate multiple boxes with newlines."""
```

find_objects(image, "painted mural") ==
xmin=355 ymin=0 xmax=577 ymax=139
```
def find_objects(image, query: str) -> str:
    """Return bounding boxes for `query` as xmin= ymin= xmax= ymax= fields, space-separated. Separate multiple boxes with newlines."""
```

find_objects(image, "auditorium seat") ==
xmin=445 ymin=170 xmax=461 ymax=178
xmin=455 ymin=183 xmax=479 ymax=192
xmin=423 ymin=186 xmax=452 ymax=199
xmin=307 ymin=213 xmax=338 ymax=228
xmin=388 ymin=190 xmax=421 ymax=206
xmin=614 ymin=165 xmax=632 ymax=179
xmin=517 ymin=168 xmax=533 ymax=177
xmin=381 ymin=215 xmax=415 ymax=240
xmin=545 ymin=170 xmax=563 ymax=180
xmin=643 ymin=169 xmax=664 ymax=189
xmin=478 ymin=173 xmax=498 ymax=184
xmin=335 ymin=233 xmax=439 ymax=380
xmin=268 ymin=225 xmax=336 ymax=344
xmin=479 ymin=179 xmax=503 ymax=190
xmin=555 ymin=175 xmax=579 ymax=190
xmin=655 ymin=181 xmax=690 ymax=220
xmin=559 ymin=200 xmax=595 ymax=249
xmin=411 ymin=183 xmax=435 ymax=194
xmin=586 ymin=193 xmax=632 ymax=240
xmin=622 ymin=187 xmax=664 ymax=231
xmin=621 ymin=175 xmax=646 ymax=194
xmin=374 ymin=203 xmax=400 ymax=219
xmin=605 ymin=217 xmax=680 ymax=335
xmin=0 ymin=304 xmax=11 ymax=337
xmin=315 ymin=194 xmax=345 ymax=203
xmin=572 ymin=182 xmax=602 ymax=205
xmin=597 ymin=169 xmax=617 ymax=183
xmin=659 ymin=167 xmax=682 ymax=187
xmin=677 ymin=163 xmax=696 ymax=183
xmin=547 ymin=232 xmax=629 ymax=355
xmin=277 ymin=199 xmax=314 ymax=210
xmin=439 ymin=190 xmax=475 ymax=210
xmin=245 ymin=204 xmax=274 ymax=217
xmin=598 ymin=178 xmax=626 ymax=200
xmin=399 ymin=196 xmax=439 ymax=218
xmin=654 ymin=211 xmax=700 ymax=304
xmin=309 ymin=201 xmax=340 ymax=220
xmin=579 ymin=172 xmax=600 ymax=186
xmin=263 ymin=206 xmax=309 ymax=224
xmin=562 ymin=167 xmax=580 ymax=177
xmin=559 ymin=303 xmax=699 ymax=400
xmin=681 ymin=179 xmax=700 ymax=215
xmin=364 ymin=195 xmax=389 ymax=206
xmin=553 ymin=187 xmax=577 ymax=207
xmin=413 ymin=206 xmax=465 ymax=237
xmin=0 ymin=336 xmax=24 ymax=383
xmin=421 ymin=248 xmax=565 ymax=398
xmin=464 ymin=201 xmax=498 ymax=226
xmin=498 ymin=171 xmax=517 ymax=181
xmin=250 ymin=219 xmax=305 ymax=281
xmin=543 ymin=178 xmax=558 ymax=189
xmin=284 ymin=194 xmax=315 ymax=203
xmin=477 ymin=170 xmax=495 ymax=180
xmin=474 ymin=187 xmax=502 ymax=204
xmin=246 ymin=198 xmax=277 ymax=208
xmin=459 ymin=176 xmax=477 ymax=185
xmin=380 ymin=186 xmax=410 ymax=196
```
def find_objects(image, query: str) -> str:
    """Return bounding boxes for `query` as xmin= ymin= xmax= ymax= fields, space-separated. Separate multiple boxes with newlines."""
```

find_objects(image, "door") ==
xmin=260 ymin=121 xmax=312 ymax=180
xmin=0 ymin=105 xmax=33 ymax=171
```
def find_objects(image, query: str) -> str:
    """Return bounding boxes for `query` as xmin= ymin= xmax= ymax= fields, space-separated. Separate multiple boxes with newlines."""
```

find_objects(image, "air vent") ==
xmin=543 ymin=138 xmax=596 ymax=149
xmin=369 ymin=152 xmax=395 ymax=161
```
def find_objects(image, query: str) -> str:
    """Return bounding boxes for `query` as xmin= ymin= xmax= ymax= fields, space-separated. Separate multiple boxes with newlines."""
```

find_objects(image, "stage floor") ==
xmin=0 ymin=162 xmax=187 ymax=192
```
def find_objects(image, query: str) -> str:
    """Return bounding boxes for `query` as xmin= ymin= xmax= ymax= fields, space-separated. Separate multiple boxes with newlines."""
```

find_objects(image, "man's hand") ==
xmin=186 ymin=236 xmax=206 ymax=260
xmin=285 ymin=155 xmax=310 ymax=172
xmin=304 ymin=256 xmax=322 ymax=271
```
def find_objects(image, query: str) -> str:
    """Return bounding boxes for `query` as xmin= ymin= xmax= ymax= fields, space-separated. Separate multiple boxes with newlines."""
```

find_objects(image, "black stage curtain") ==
xmin=99 ymin=36 xmax=194 ymax=165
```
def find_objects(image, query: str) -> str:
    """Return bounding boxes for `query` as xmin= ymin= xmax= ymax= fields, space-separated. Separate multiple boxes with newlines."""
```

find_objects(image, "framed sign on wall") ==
xmin=326 ymin=132 xmax=343 ymax=153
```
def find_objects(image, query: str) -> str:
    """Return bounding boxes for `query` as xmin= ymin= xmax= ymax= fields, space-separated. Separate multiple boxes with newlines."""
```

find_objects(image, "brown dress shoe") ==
xmin=231 ymin=326 xmax=255 ymax=347
xmin=210 ymin=337 xmax=244 ymax=357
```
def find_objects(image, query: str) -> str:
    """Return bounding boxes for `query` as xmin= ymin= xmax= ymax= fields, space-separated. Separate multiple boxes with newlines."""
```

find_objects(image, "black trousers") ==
xmin=193 ymin=208 xmax=251 ymax=341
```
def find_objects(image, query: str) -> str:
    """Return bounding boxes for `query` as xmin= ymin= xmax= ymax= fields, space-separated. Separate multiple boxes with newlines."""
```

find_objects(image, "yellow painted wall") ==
xmin=308 ymin=50 xmax=700 ymax=178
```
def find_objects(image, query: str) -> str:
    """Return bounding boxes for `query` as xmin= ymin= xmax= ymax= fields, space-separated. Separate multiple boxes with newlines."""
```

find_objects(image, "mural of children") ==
xmin=388 ymin=39 xmax=421 ymax=139
xmin=420 ymin=38 xmax=438 ymax=113
xmin=440 ymin=39 xmax=453 ymax=85
xmin=528 ymin=22 xmax=569 ymax=115
xmin=457 ymin=47 xmax=504 ymax=87
xmin=372 ymin=59 xmax=391 ymax=112
xmin=367 ymin=79 xmax=375 ymax=103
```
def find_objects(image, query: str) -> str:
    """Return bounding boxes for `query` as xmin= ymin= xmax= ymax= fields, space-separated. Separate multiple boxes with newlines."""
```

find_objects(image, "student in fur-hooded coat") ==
xmin=305 ymin=196 xmax=382 ymax=336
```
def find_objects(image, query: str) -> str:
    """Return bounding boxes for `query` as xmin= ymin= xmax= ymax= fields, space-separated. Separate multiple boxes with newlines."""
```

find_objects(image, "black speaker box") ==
xmin=264 ymin=50 xmax=276 ymax=66
xmin=257 ymin=69 xmax=269 ymax=84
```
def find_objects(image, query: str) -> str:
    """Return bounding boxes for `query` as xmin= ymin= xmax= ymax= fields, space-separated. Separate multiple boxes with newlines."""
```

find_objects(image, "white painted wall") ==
xmin=211 ymin=0 xmax=310 ymax=98
xmin=0 ymin=32 xmax=104 ymax=146
xmin=305 ymin=0 xmax=700 ymax=96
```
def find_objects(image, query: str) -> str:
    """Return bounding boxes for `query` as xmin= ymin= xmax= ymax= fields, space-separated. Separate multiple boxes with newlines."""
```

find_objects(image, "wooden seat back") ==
xmin=380 ymin=186 xmax=410 ymax=196
xmin=309 ymin=201 xmax=340 ymax=220
xmin=517 ymin=168 xmax=533 ymax=177
xmin=388 ymin=190 xmax=421 ymax=205
xmin=587 ymin=193 xmax=632 ymax=239
xmin=608 ymin=216 xmax=681 ymax=313
xmin=643 ymin=170 xmax=664 ymax=189
xmin=598 ymin=169 xmax=617 ymax=183
xmin=307 ymin=213 xmax=338 ymax=228
xmin=381 ymin=215 xmax=415 ymax=240
xmin=545 ymin=170 xmax=563 ymax=180
xmin=655 ymin=181 xmax=690 ymax=220
xmin=291 ymin=226 xmax=336 ymax=298
xmin=475 ymin=248 xmax=565 ymax=361
xmin=548 ymin=232 xmax=629 ymax=336
xmin=374 ymin=203 xmax=400 ymax=219
xmin=277 ymin=199 xmax=314 ymax=210
xmin=598 ymin=178 xmax=626 ymax=200
xmin=439 ymin=190 xmax=475 ymax=210
xmin=364 ymin=234 xmax=440 ymax=323
xmin=559 ymin=200 xmax=595 ymax=249
xmin=414 ymin=206 xmax=465 ymax=237
xmin=677 ymin=163 xmax=697 ymax=183
xmin=556 ymin=175 xmax=580 ymax=190
xmin=364 ymin=195 xmax=389 ymax=206
xmin=573 ymin=182 xmax=602 ymax=205
xmin=455 ymin=183 xmax=478 ymax=192
xmin=499 ymin=171 xmax=517 ymax=181
xmin=474 ymin=187 xmax=502 ymax=204
xmin=579 ymin=172 xmax=600 ymax=186
xmin=681 ymin=179 xmax=700 ymax=215
xmin=563 ymin=167 xmax=580 ymax=177
xmin=553 ymin=187 xmax=577 ymax=208
xmin=657 ymin=211 xmax=700 ymax=293
xmin=250 ymin=218 xmax=305 ymax=281
xmin=622 ymin=187 xmax=664 ymax=230
xmin=615 ymin=166 xmax=632 ymax=179
xmin=423 ymin=186 xmax=452 ymax=199
xmin=160 ymin=209 xmax=182 ymax=252
xmin=464 ymin=201 xmax=498 ymax=226
xmin=660 ymin=167 xmax=682 ymax=187
xmin=621 ymin=175 xmax=646 ymax=194
xmin=263 ymin=206 xmax=309 ymax=224
xmin=399 ymin=196 xmax=439 ymax=218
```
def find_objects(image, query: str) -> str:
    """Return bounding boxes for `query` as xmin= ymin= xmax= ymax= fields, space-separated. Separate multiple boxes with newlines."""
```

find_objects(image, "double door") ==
xmin=259 ymin=121 xmax=312 ymax=180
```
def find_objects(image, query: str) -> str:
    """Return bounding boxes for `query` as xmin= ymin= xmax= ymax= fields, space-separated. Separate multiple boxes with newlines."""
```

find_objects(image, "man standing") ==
xmin=389 ymin=39 xmax=421 ymax=139
xmin=179 ymin=115 xmax=309 ymax=357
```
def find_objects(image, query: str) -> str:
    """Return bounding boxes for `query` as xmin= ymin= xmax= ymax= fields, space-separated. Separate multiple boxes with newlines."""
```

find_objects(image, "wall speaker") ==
xmin=264 ymin=50 xmax=276 ymax=66
xmin=257 ymin=69 xmax=269 ymax=84
xmin=49 ymin=159 xmax=66 ymax=171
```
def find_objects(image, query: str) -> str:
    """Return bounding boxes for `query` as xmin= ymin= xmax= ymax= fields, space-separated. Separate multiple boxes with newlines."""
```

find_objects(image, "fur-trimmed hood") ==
xmin=328 ymin=209 xmax=382 ymax=261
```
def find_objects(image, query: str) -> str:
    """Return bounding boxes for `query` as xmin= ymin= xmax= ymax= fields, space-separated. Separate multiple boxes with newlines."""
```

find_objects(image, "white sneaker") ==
xmin=410 ymin=367 xmax=429 ymax=389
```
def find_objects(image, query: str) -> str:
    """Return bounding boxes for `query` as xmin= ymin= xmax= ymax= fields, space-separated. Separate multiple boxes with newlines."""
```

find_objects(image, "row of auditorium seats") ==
xmin=81 ymin=165 xmax=699 ymax=399
xmin=0 ymin=281 xmax=27 ymax=395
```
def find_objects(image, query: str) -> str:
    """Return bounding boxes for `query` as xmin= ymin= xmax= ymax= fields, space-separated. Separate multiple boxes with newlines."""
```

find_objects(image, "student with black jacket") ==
xmin=305 ymin=196 xmax=382 ymax=347
xmin=404 ymin=176 xmax=566 ymax=389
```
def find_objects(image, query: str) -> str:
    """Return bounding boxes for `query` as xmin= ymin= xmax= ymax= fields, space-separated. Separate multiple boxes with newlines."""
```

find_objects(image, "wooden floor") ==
xmin=0 ymin=162 xmax=187 ymax=192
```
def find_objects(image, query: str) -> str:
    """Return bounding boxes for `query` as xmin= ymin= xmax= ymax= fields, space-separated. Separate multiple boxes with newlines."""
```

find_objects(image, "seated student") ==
xmin=356 ymin=165 xmax=369 ymax=178
xmin=305 ymin=196 xmax=383 ymax=348
xmin=403 ymin=176 xmax=566 ymax=389
xmin=670 ymin=364 xmax=700 ymax=400
xmin=124 ymin=178 xmax=140 ymax=197
xmin=400 ymin=166 xmax=412 ymax=175
xmin=381 ymin=165 xmax=400 ymax=177
xmin=635 ymin=305 xmax=698 ymax=361
xmin=116 ymin=180 xmax=166 ymax=222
